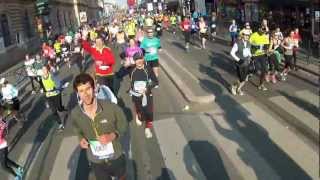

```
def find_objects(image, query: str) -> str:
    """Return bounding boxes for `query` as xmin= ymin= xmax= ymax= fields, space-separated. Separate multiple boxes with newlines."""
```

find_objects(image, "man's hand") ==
xmin=80 ymin=138 xmax=89 ymax=149
xmin=98 ymin=133 xmax=117 ymax=145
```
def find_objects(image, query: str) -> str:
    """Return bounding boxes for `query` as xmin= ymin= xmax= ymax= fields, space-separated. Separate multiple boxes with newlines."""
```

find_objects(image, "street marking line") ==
xmin=200 ymin=113 xmax=281 ymax=180
xmin=49 ymin=136 xmax=80 ymax=180
xmin=153 ymin=118 xmax=206 ymax=180
xmin=269 ymin=96 xmax=319 ymax=136
xmin=295 ymin=90 xmax=319 ymax=108
xmin=241 ymin=102 xmax=319 ymax=179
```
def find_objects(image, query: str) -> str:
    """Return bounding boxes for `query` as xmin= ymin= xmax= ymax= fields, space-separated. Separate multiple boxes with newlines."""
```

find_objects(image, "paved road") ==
xmin=0 ymin=31 xmax=318 ymax=180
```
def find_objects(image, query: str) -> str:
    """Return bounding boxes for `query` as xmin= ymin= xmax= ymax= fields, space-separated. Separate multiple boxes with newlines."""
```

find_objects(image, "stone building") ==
xmin=0 ymin=0 xmax=39 ymax=70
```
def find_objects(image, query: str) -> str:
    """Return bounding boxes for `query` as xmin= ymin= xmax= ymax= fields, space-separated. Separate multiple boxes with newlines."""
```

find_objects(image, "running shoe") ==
xmin=136 ymin=115 xmax=142 ymax=126
xmin=258 ymin=85 xmax=268 ymax=91
xmin=265 ymin=74 xmax=270 ymax=82
xmin=58 ymin=124 xmax=65 ymax=131
xmin=231 ymin=85 xmax=237 ymax=95
xmin=271 ymin=74 xmax=277 ymax=84
xmin=145 ymin=128 xmax=153 ymax=138
xmin=237 ymin=89 xmax=244 ymax=96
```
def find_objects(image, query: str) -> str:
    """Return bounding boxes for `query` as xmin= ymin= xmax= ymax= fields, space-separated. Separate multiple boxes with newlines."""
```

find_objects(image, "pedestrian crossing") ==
xmin=45 ymin=90 xmax=318 ymax=180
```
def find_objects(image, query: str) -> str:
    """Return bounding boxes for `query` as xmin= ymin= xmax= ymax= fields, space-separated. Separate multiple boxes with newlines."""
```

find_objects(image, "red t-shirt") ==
xmin=180 ymin=20 xmax=191 ymax=32
xmin=82 ymin=40 xmax=115 ymax=76
xmin=292 ymin=32 xmax=301 ymax=41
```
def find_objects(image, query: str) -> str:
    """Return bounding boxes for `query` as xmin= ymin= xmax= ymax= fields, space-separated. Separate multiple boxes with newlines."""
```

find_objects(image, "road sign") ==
xmin=79 ymin=11 xmax=87 ymax=23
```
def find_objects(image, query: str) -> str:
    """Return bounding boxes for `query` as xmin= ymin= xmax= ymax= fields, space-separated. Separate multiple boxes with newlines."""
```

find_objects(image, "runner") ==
xmin=82 ymin=29 xmax=116 ymax=92
xmin=280 ymin=30 xmax=296 ymax=81
xmin=71 ymin=73 xmax=128 ymax=180
xmin=129 ymin=52 xmax=158 ymax=138
xmin=210 ymin=12 xmax=217 ymax=40
xmin=24 ymin=54 xmax=42 ymax=94
xmin=0 ymin=78 xmax=24 ymax=124
xmin=0 ymin=105 xmax=24 ymax=180
xmin=249 ymin=27 xmax=270 ymax=91
xmin=267 ymin=31 xmax=282 ymax=83
xmin=198 ymin=17 xmax=208 ymax=49
xmin=292 ymin=27 xmax=301 ymax=70
xmin=240 ymin=22 xmax=253 ymax=37
xmin=169 ymin=12 xmax=177 ymax=35
xmin=41 ymin=65 xmax=67 ymax=131
xmin=229 ymin=19 xmax=238 ymax=46
xmin=230 ymin=31 xmax=252 ymax=96
xmin=140 ymin=28 xmax=161 ymax=81
xmin=117 ymin=38 xmax=142 ymax=80
xmin=125 ymin=17 xmax=136 ymax=39
xmin=180 ymin=16 xmax=192 ymax=52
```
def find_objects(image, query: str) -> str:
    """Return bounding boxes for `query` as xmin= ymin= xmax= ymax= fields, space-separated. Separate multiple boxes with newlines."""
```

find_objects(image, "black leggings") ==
xmin=0 ymin=147 xmax=19 ymax=176
xmin=132 ymin=92 xmax=153 ymax=128
xmin=47 ymin=93 xmax=65 ymax=124
xmin=29 ymin=76 xmax=44 ymax=91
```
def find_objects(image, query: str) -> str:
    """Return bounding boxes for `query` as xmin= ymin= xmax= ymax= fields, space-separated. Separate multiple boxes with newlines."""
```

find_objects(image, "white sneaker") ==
xmin=136 ymin=115 xmax=142 ymax=126
xmin=40 ymin=89 xmax=44 ymax=93
xmin=45 ymin=102 xmax=50 ymax=109
xmin=31 ymin=90 xmax=36 ymax=94
xmin=145 ymin=128 xmax=153 ymax=138
xmin=231 ymin=85 xmax=237 ymax=95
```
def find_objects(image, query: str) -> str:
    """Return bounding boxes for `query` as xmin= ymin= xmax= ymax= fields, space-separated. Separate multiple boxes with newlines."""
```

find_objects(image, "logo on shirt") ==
xmin=100 ymin=119 xmax=108 ymax=124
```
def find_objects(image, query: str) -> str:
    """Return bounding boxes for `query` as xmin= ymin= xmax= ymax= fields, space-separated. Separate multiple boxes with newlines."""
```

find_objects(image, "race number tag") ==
xmin=134 ymin=81 xmax=147 ymax=94
xmin=148 ymin=47 xmax=157 ymax=54
xmin=99 ymin=65 xmax=109 ymax=70
xmin=243 ymin=48 xmax=251 ymax=57
xmin=89 ymin=140 xmax=114 ymax=159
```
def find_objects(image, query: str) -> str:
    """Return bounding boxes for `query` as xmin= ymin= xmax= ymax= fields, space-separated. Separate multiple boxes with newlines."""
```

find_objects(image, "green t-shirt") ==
xmin=140 ymin=37 xmax=161 ymax=61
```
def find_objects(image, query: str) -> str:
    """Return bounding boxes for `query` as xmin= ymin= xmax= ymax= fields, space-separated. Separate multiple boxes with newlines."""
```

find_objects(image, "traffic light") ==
xmin=36 ymin=0 xmax=50 ymax=15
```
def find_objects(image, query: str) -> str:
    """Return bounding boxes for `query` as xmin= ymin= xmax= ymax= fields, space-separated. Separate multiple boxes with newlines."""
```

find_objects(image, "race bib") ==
xmin=99 ymin=65 xmax=109 ymax=70
xmin=183 ymin=24 xmax=190 ymax=30
xmin=148 ymin=47 xmax=157 ymax=55
xmin=156 ymin=27 xmax=161 ymax=31
xmin=243 ymin=48 xmax=251 ymax=57
xmin=211 ymin=24 xmax=216 ymax=28
xmin=134 ymin=81 xmax=147 ymax=93
xmin=74 ymin=47 xmax=81 ymax=52
xmin=89 ymin=140 xmax=114 ymax=160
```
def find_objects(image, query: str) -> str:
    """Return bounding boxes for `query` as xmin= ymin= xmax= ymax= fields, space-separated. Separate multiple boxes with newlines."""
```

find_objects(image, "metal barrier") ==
xmin=0 ymin=65 xmax=27 ymax=86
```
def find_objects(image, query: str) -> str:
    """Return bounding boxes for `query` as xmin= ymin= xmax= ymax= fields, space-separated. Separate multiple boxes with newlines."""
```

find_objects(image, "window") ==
xmin=0 ymin=14 xmax=11 ymax=47
xmin=24 ymin=10 xmax=33 ymax=38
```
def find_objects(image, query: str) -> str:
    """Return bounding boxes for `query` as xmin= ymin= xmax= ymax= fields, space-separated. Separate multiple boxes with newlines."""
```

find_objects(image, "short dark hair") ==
xmin=73 ymin=73 xmax=95 ymax=92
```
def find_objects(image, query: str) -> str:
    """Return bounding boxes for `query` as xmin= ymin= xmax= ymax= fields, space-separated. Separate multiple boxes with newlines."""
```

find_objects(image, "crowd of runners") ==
xmin=0 ymin=8 xmax=306 ymax=180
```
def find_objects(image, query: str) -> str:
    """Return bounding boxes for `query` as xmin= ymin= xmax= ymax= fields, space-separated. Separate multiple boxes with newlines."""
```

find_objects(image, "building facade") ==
xmin=0 ymin=0 xmax=39 ymax=70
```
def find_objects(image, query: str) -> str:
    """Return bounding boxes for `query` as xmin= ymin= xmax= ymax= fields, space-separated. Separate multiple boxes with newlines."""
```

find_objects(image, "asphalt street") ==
xmin=0 ymin=31 xmax=318 ymax=180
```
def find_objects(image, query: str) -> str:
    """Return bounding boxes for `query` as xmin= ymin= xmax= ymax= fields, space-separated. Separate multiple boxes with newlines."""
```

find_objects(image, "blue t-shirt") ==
xmin=140 ymin=37 xmax=161 ymax=61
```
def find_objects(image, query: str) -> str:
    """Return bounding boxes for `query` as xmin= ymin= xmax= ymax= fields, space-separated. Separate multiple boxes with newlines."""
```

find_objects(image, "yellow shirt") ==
xmin=250 ymin=32 xmax=269 ymax=56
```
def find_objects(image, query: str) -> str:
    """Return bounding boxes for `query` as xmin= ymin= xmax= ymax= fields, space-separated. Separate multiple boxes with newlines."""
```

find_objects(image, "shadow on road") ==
xmin=200 ymin=79 xmax=312 ymax=180
xmin=155 ymin=168 xmax=176 ymax=180
xmin=278 ymin=91 xmax=319 ymax=119
xmin=185 ymin=140 xmax=230 ymax=180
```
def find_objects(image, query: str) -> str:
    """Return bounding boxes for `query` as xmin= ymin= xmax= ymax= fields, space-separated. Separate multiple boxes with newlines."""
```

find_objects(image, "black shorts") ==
xmin=128 ymin=35 xmax=135 ymax=39
xmin=184 ymin=31 xmax=191 ymax=43
xmin=200 ymin=32 xmax=208 ymax=39
xmin=146 ymin=60 xmax=159 ymax=68
xmin=4 ymin=98 xmax=20 ymax=111
xmin=236 ymin=65 xmax=249 ymax=82
xmin=284 ymin=55 xmax=294 ymax=69
xmin=253 ymin=55 xmax=268 ymax=74
xmin=91 ymin=154 xmax=126 ymax=180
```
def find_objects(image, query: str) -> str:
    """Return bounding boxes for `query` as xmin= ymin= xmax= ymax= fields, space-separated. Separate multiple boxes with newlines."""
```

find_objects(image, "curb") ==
xmin=159 ymin=51 xmax=215 ymax=104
